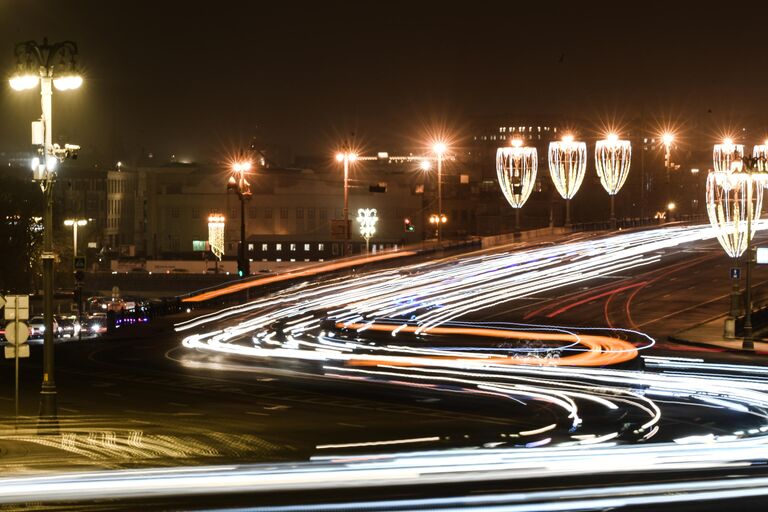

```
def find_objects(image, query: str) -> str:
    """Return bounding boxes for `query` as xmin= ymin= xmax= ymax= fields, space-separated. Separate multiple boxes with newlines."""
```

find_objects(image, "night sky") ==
xmin=1 ymin=1 xmax=767 ymax=163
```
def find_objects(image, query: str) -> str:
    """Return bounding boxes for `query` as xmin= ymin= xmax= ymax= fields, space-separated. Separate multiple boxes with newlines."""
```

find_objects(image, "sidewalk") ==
xmin=670 ymin=314 xmax=768 ymax=354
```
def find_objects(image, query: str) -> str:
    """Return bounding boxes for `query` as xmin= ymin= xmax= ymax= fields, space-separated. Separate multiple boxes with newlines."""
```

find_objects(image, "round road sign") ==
xmin=5 ymin=321 xmax=29 ymax=345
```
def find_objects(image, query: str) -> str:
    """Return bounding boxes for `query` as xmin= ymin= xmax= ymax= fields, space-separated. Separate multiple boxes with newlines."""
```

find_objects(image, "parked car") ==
xmin=83 ymin=313 xmax=107 ymax=335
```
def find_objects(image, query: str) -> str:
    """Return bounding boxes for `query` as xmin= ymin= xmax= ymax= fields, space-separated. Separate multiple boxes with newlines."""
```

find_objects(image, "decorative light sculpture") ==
xmin=207 ymin=213 xmax=226 ymax=261
xmin=753 ymin=141 xmax=768 ymax=172
xmin=548 ymin=135 xmax=587 ymax=227
xmin=497 ymin=139 xmax=538 ymax=234
xmin=356 ymin=208 xmax=378 ymax=253
xmin=706 ymin=159 xmax=768 ymax=348
xmin=595 ymin=134 xmax=631 ymax=229
xmin=713 ymin=139 xmax=744 ymax=173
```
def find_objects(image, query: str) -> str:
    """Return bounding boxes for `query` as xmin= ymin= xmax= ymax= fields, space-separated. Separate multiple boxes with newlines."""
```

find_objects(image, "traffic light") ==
xmin=238 ymin=269 xmax=245 ymax=278
xmin=74 ymin=270 xmax=85 ymax=282
xmin=404 ymin=218 xmax=415 ymax=232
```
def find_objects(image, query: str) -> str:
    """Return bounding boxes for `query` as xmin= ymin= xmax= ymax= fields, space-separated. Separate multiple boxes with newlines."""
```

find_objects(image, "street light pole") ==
xmin=433 ymin=143 xmax=447 ymax=245
xmin=10 ymin=38 xmax=83 ymax=424
xmin=663 ymin=133 xmax=674 ymax=222
xmin=336 ymin=151 xmax=357 ymax=256
xmin=228 ymin=161 xmax=252 ymax=278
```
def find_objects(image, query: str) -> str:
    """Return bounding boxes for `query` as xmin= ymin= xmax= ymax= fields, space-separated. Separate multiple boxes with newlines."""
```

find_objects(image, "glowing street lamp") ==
xmin=706 ymin=155 xmax=768 ymax=348
xmin=713 ymin=138 xmax=744 ymax=173
xmin=497 ymin=138 xmax=538 ymax=235
xmin=753 ymin=141 xmax=768 ymax=172
xmin=336 ymin=150 xmax=358 ymax=255
xmin=429 ymin=213 xmax=448 ymax=239
xmin=356 ymin=208 xmax=378 ymax=254
xmin=10 ymin=38 xmax=83 ymax=418
xmin=595 ymin=133 xmax=631 ymax=229
xmin=227 ymin=160 xmax=253 ymax=278
xmin=432 ymin=142 xmax=447 ymax=244
xmin=548 ymin=134 xmax=587 ymax=227
xmin=63 ymin=218 xmax=88 ymax=256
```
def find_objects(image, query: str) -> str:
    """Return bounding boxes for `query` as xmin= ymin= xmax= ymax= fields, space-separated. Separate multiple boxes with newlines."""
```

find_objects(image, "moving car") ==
xmin=28 ymin=316 xmax=59 ymax=340
xmin=55 ymin=315 xmax=81 ymax=338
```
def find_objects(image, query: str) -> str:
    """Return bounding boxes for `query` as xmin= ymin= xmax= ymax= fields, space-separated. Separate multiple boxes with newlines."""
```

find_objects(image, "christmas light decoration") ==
xmin=497 ymin=140 xmax=538 ymax=233
xmin=713 ymin=139 xmax=744 ymax=173
xmin=207 ymin=213 xmax=226 ymax=260
xmin=356 ymin=208 xmax=378 ymax=253
xmin=548 ymin=135 xmax=587 ymax=226
xmin=595 ymin=134 xmax=631 ymax=227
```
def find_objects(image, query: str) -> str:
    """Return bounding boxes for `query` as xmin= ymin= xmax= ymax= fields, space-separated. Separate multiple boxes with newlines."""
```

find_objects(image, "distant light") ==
xmin=662 ymin=133 xmax=674 ymax=145
xmin=691 ymin=168 xmax=700 ymax=175
xmin=31 ymin=157 xmax=39 ymax=171
xmin=9 ymin=74 xmax=39 ymax=91
xmin=562 ymin=134 xmax=574 ymax=143
xmin=511 ymin=138 xmax=523 ymax=148
xmin=606 ymin=133 xmax=619 ymax=143
xmin=667 ymin=202 xmax=676 ymax=211
xmin=335 ymin=153 xmax=344 ymax=162
xmin=723 ymin=137 xmax=734 ymax=146
xmin=433 ymin=142 xmax=447 ymax=155
xmin=46 ymin=156 xmax=57 ymax=171
xmin=377 ymin=152 xmax=389 ymax=159
xmin=420 ymin=160 xmax=431 ymax=171
xmin=349 ymin=153 xmax=358 ymax=162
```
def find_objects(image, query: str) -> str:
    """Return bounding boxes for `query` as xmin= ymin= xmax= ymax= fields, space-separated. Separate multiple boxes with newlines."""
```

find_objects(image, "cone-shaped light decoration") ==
xmin=595 ymin=134 xmax=631 ymax=196
xmin=548 ymin=135 xmax=587 ymax=200
xmin=754 ymin=142 xmax=768 ymax=172
xmin=706 ymin=168 xmax=767 ymax=258
xmin=713 ymin=139 xmax=744 ymax=173
xmin=496 ymin=140 xmax=538 ymax=209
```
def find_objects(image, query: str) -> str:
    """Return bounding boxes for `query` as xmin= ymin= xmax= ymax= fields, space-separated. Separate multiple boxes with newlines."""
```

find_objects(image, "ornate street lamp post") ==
xmin=595 ymin=133 xmax=632 ymax=229
xmin=497 ymin=139 xmax=538 ymax=235
xmin=335 ymin=151 xmax=358 ymax=256
xmin=548 ymin=134 xmax=587 ymax=228
xmin=9 ymin=38 xmax=83 ymax=421
xmin=227 ymin=161 xmax=252 ymax=278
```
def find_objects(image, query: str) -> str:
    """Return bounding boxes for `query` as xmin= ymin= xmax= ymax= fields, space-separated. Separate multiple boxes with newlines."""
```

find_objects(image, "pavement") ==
xmin=670 ymin=313 xmax=768 ymax=354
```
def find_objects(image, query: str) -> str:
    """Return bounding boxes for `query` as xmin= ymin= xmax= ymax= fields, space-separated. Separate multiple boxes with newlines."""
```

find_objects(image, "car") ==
xmin=55 ymin=315 xmax=81 ymax=338
xmin=83 ymin=313 xmax=107 ymax=335
xmin=28 ymin=316 xmax=59 ymax=340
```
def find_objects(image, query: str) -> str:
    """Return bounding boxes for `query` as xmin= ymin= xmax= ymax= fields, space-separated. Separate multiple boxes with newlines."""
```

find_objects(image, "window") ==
xmin=261 ymin=243 xmax=268 ymax=251
xmin=276 ymin=243 xmax=282 ymax=251
xmin=191 ymin=208 xmax=200 ymax=219
xmin=247 ymin=244 xmax=254 ymax=251
xmin=170 ymin=206 xmax=180 ymax=218
xmin=249 ymin=207 xmax=257 ymax=218
xmin=304 ymin=243 xmax=310 ymax=251
xmin=296 ymin=208 xmax=304 ymax=219
xmin=280 ymin=207 xmax=288 ymax=219
xmin=318 ymin=243 xmax=325 ymax=251
xmin=290 ymin=243 xmax=296 ymax=251
xmin=308 ymin=208 xmax=315 ymax=219
xmin=264 ymin=208 xmax=273 ymax=219
xmin=230 ymin=208 xmax=237 ymax=219
xmin=319 ymin=208 xmax=327 ymax=220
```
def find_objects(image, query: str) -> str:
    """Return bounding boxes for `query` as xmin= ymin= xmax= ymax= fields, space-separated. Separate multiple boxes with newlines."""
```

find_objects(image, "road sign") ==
xmin=4 ymin=321 xmax=29 ymax=345
xmin=3 ymin=295 xmax=29 ymax=321
xmin=757 ymin=247 xmax=768 ymax=264
xmin=731 ymin=267 xmax=741 ymax=279
xmin=4 ymin=345 xmax=29 ymax=359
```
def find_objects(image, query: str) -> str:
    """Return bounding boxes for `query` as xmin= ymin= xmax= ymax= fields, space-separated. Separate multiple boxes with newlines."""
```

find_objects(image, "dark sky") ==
xmin=1 ymin=1 xmax=767 ymax=163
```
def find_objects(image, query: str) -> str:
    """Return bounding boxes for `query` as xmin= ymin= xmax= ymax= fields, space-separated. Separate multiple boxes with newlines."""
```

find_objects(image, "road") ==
xmin=3 ymin=223 xmax=768 ymax=509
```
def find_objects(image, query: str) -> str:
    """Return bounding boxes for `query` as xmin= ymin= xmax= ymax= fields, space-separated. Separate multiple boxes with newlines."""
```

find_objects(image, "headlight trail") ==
xmin=167 ymin=224 xmax=768 ymax=503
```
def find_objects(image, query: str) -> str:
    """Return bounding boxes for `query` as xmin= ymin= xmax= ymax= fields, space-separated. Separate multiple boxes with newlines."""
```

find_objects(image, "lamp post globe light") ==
xmin=548 ymin=134 xmax=587 ymax=228
xmin=595 ymin=133 xmax=631 ymax=229
xmin=706 ymin=153 xmax=768 ymax=349
xmin=10 ymin=38 xmax=83 ymax=420
xmin=336 ymin=150 xmax=358 ymax=255
xmin=227 ymin=161 xmax=252 ymax=278
xmin=496 ymin=138 xmax=538 ymax=235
